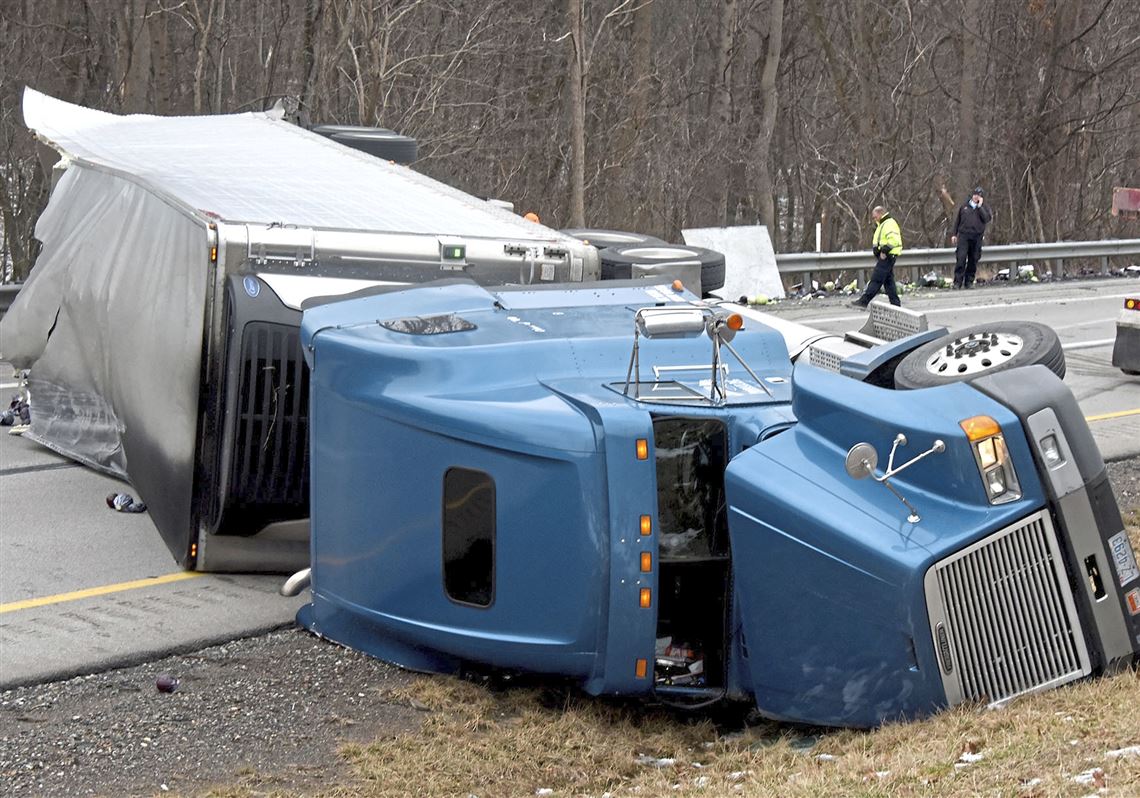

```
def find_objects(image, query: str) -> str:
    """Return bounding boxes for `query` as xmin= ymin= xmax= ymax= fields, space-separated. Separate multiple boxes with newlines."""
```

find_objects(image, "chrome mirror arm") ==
xmin=847 ymin=436 xmax=946 ymax=523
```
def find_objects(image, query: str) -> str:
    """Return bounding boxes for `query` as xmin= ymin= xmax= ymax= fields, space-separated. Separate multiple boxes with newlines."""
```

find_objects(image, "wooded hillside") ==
xmin=2 ymin=0 xmax=1138 ymax=280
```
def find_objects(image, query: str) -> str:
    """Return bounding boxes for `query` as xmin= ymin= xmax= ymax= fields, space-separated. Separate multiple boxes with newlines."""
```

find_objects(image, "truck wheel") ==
xmin=560 ymin=228 xmax=667 ymax=250
xmin=600 ymin=244 xmax=726 ymax=293
xmin=309 ymin=125 xmax=418 ymax=164
xmin=894 ymin=321 xmax=1065 ymax=389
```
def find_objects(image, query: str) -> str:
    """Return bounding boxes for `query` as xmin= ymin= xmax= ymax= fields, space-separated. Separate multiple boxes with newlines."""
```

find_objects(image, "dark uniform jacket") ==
xmin=953 ymin=202 xmax=993 ymax=238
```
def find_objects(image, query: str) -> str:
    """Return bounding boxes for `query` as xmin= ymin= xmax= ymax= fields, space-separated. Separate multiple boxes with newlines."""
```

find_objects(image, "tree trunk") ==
xmin=625 ymin=0 xmax=654 ymax=231
xmin=711 ymin=0 xmax=737 ymax=224
xmin=952 ymin=0 xmax=982 ymax=197
xmin=566 ymin=0 xmax=586 ymax=227
xmin=752 ymin=0 xmax=784 ymax=240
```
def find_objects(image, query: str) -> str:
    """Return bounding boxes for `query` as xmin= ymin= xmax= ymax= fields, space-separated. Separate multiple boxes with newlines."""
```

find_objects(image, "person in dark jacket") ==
xmin=952 ymin=187 xmax=993 ymax=288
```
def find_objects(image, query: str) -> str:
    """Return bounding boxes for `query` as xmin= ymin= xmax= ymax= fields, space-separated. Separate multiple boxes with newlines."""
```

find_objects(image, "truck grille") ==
xmin=924 ymin=510 xmax=1090 ymax=706
xmin=230 ymin=322 xmax=310 ymax=510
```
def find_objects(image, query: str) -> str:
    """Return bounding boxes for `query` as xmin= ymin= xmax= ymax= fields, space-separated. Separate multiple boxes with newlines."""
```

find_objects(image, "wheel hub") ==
xmin=923 ymin=332 xmax=1024 ymax=376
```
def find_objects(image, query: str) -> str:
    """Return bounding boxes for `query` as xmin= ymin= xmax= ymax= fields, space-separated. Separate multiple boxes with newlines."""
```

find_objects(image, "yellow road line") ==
xmin=0 ymin=571 xmax=203 ymax=614
xmin=1084 ymin=408 xmax=1140 ymax=423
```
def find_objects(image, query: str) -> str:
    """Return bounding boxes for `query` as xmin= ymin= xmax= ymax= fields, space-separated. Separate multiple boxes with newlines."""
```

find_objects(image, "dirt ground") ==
xmin=2 ymin=459 xmax=1138 ymax=798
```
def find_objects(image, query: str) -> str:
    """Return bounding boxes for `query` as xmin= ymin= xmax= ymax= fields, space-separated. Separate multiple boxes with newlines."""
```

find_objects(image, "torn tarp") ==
xmin=0 ymin=163 xmax=207 ymax=552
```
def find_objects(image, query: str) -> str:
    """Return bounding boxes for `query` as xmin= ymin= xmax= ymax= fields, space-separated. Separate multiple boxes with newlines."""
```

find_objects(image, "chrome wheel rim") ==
xmin=924 ymin=332 xmax=1024 ymax=376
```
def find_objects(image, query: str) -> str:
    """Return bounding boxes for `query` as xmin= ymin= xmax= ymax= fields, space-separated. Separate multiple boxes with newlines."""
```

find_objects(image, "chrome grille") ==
xmin=924 ymin=510 xmax=1090 ymax=706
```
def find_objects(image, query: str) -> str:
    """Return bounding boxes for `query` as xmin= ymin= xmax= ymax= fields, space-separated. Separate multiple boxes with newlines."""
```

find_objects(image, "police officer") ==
xmin=952 ymin=187 xmax=993 ymax=288
xmin=851 ymin=205 xmax=902 ymax=307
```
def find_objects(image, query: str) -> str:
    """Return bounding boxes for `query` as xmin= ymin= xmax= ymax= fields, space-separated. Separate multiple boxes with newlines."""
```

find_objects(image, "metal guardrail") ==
xmin=776 ymin=238 xmax=1140 ymax=279
xmin=1 ymin=239 xmax=1136 ymax=313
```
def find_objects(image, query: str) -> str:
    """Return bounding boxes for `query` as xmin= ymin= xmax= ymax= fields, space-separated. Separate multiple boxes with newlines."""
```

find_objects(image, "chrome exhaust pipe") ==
xmin=280 ymin=567 xmax=311 ymax=597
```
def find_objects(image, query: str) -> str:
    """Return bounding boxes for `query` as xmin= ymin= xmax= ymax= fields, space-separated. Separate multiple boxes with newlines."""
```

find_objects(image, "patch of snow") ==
xmin=1021 ymin=778 xmax=1042 ymax=789
xmin=874 ymin=771 xmax=890 ymax=779
xmin=535 ymin=790 xmax=553 ymax=796
xmin=1072 ymin=767 xmax=1105 ymax=787
xmin=1106 ymin=745 xmax=1140 ymax=759
xmin=958 ymin=751 xmax=985 ymax=764
xmin=635 ymin=755 xmax=676 ymax=768
xmin=815 ymin=754 xmax=836 ymax=762
xmin=694 ymin=776 xmax=709 ymax=788
xmin=727 ymin=771 xmax=748 ymax=781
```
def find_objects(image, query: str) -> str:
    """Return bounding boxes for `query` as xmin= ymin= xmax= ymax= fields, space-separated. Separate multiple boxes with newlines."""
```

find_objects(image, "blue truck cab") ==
xmin=297 ymin=280 xmax=1139 ymax=727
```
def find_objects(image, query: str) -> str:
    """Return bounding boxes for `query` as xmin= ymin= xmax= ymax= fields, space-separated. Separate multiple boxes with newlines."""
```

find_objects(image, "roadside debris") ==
xmin=154 ymin=674 xmax=180 ymax=693
xmin=106 ymin=493 xmax=148 ymax=513
xmin=1 ymin=395 xmax=30 ymax=430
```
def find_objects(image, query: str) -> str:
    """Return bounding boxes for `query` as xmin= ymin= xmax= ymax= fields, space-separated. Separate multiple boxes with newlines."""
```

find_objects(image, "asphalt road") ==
xmin=0 ymin=429 xmax=305 ymax=690
xmin=0 ymin=276 xmax=1137 ymax=691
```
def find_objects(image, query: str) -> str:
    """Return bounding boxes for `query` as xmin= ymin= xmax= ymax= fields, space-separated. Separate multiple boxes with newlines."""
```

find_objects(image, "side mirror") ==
xmin=845 ymin=442 xmax=878 ymax=479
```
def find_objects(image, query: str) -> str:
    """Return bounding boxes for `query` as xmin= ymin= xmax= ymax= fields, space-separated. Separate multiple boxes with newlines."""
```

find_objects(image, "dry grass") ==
xmin=210 ymin=526 xmax=1140 ymax=798
xmin=329 ymin=666 xmax=1139 ymax=798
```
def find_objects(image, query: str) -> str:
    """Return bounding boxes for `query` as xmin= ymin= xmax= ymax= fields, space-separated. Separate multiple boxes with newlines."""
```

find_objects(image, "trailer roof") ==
xmin=22 ymin=88 xmax=562 ymax=240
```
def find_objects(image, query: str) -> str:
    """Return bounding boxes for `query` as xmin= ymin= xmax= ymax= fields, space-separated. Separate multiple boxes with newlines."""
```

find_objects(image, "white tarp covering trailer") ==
xmin=0 ymin=88 xmax=601 ymax=572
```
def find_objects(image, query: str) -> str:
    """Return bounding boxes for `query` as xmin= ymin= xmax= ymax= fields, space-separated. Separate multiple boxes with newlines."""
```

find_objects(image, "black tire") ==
xmin=560 ymin=228 xmax=668 ymax=250
xmin=894 ymin=321 xmax=1065 ymax=389
xmin=309 ymin=124 xmax=418 ymax=164
xmin=599 ymin=244 xmax=726 ymax=293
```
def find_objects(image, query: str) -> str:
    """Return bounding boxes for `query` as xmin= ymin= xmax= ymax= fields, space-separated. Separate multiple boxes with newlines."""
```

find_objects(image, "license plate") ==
xmin=1108 ymin=531 xmax=1140 ymax=587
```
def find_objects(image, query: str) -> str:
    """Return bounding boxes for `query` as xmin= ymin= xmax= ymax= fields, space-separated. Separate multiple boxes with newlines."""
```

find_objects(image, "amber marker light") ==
xmin=636 ymin=438 xmax=649 ymax=460
xmin=672 ymin=279 xmax=685 ymax=291
xmin=639 ymin=588 xmax=652 ymax=608
xmin=641 ymin=552 xmax=652 ymax=572
xmin=959 ymin=415 xmax=1001 ymax=441
xmin=1126 ymin=297 xmax=1138 ymax=310
xmin=726 ymin=313 xmax=744 ymax=331
xmin=635 ymin=658 xmax=648 ymax=678
xmin=640 ymin=515 xmax=652 ymax=536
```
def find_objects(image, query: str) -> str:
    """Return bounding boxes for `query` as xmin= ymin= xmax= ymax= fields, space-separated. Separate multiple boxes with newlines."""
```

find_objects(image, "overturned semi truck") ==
xmin=293 ymin=279 xmax=1140 ymax=727
xmin=0 ymin=89 xmax=600 ymax=571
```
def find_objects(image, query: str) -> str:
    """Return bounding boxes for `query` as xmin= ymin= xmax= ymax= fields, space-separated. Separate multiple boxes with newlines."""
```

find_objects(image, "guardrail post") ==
xmin=1101 ymin=256 xmax=1109 ymax=275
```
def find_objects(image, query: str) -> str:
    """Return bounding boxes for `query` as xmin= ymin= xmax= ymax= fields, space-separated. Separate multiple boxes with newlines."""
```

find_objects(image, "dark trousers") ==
xmin=954 ymin=235 xmax=983 ymax=286
xmin=860 ymin=255 xmax=901 ymax=306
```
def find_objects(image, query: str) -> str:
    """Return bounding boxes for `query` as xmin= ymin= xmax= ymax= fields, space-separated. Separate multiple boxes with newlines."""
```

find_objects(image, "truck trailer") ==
xmin=294 ymin=279 xmax=1139 ymax=727
xmin=0 ymin=89 xmax=600 ymax=572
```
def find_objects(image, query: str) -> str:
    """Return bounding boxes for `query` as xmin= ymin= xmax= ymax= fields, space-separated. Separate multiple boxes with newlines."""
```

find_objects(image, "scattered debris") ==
xmin=955 ymin=747 xmax=986 ymax=768
xmin=635 ymin=755 xmax=676 ymax=768
xmin=106 ymin=493 xmax=148 ymax=513
xmin=154 ymin=674 xmax=180 ymax=693
xmin=654 ymin=637 xmax=705 ymax=686
xmin=0 ymin=396 xmax=31 ymax=427
xmin=1071 ymin=767 xmax=1106 ymax=788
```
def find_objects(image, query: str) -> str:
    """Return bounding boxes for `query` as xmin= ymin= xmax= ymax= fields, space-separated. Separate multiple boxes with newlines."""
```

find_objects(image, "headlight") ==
xmin=960 ymin=416 xmax=1022 ymax=504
